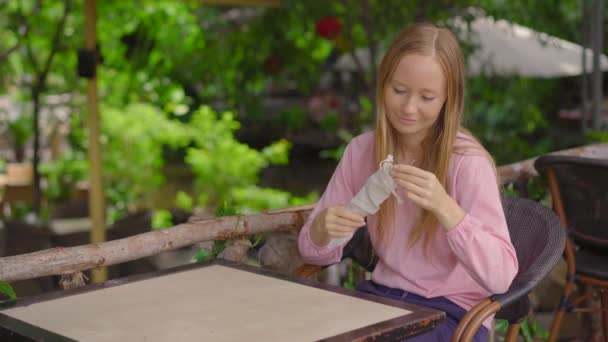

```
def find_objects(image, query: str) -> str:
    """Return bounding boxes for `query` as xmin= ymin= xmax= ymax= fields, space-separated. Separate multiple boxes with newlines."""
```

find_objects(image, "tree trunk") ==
xmin=28 ymin=0 xmax=72 ymax=216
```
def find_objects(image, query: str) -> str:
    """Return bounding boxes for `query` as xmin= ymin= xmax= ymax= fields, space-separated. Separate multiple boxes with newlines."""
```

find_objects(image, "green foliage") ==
xmin=478 ymin=0 xmax=581 ymax=44
xmin=230 ymin=185 xmax=283 ymax=210
xmin=0 ymin=0 xmax=81 ymax=93
xmin=175 ymin=191 xmax=194 ymax=212
xmin=101 ymin=103 xmax=188 ymax=216
xmin=319 ymin=144 xmax=346 ymax=161
xmin=0 ymin=280 xmax=16 ymax=301
xmin=342 ymin=265 xmax=356 ymax=290
xmin=251 ymin=233 xmax=264 ymax=248
xmin=320 ymin=111 xmax=340 ymax=131
xmin=190 ymin=247 xmax=212 ymax=263
xmin=586 ymin=129 xmax=608 ymax=143
xmin=0 ymin=107 xmax=34 ymax=162
xmin=494 ymin=318 xmax=549 ymax=342
xmin=230 ymin=186 xmax=316 ymax=213
xmin=215 ymin=201 xmax=240 ymax=217
xmin=185 ymin=107 xmax=267 ymax=198
xmin=191 ymin=202 xmax=238 ymax=263
xmin=40 ymin=102 xmax=311 ymax=222
xmin=501 ymin=177 xmax=550 ymax=207
xmin=190 ymin=241 xmax=230 ymax=264
xmin=94 ymin=1 xmax=203 ymax=109
xmin=41 ymin=102 xmax=190 ymax=222
xmin=185 ymin=105 xmax=314 ymax=212
xmin=261 ymin=139 xmax=292 ymax=166
xmin=212 ymin=240 xmax=228 ymax=255
xmin=521 ymin=318 xmax=550 ymax=341
xmin=39 ymin=151 xmax=88 ymax=201
xmin=356 ymin=96 xmax=374 ymax=132
xmin=4 ymin=202 xmax=33 ymax=222
xmin=320 ymin=129 xmax=352 ymax=160
xmin=279 ymin=106 xmax=307 ymax=130
xmin=100 ymin=103 xmax=190 ymax=221
xmin=466 ymin=76 xmax=559 ymax=165
xmin=6 ymin=113 xmax=33 ymax=146
xmin=151 ymin=209 xmax=173 ymax=230
xmin=0 ymin=0 xmax=592 ymax=229
xmin=289 ymin=191 xmax=320 ymax=206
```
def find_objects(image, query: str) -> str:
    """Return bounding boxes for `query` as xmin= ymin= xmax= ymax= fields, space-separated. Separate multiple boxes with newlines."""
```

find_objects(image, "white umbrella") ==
xmin=334 ymin=15 xmax=608 ymax=78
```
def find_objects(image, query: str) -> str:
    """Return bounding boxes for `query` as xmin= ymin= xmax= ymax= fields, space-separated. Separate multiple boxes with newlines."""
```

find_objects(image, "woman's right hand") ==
xmin=310 ymin=206 xmax=366 ymax=247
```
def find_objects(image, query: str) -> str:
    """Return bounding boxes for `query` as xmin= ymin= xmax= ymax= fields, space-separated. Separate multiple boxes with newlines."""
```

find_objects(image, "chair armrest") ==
xmin=492 ymin=281 xmax=534 ymax=308
xmin=453 ymin=282 xmax=535 ymax=342
xmin=451 ymin=299 xmax=492 ymax=342
xmin=459 ymin=301 xmax=502 ymax=342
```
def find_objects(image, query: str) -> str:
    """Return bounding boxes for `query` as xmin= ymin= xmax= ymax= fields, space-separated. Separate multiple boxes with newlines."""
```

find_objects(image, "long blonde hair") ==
xmin=375 ymin=23 xmax=484 ymax=254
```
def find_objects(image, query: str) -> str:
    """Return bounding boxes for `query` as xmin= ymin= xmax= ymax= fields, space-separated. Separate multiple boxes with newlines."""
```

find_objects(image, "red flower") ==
xmin=316 ymin=16 xmax=341 ymax=40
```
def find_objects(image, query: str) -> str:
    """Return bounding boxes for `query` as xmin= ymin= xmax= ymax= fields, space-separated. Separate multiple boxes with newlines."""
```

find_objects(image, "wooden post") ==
xmin=591 ymin=0 xmax=604 ymax=130
xmin=582 ymin=0 xmax=590 ymax=133
xmin=84 ymin=0 xmax=107 ymax=283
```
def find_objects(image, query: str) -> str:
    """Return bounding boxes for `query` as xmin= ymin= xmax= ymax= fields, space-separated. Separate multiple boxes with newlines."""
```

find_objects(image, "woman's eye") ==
xmin=422 ymin=96 xmax=435 ymax=101
xmin=393 ymin=88 xmax=407 ymax=94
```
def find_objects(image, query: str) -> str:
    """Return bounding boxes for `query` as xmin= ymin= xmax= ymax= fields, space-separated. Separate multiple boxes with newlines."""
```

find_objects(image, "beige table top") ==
xmin=1 ymin=262 xmax=442 ymax=341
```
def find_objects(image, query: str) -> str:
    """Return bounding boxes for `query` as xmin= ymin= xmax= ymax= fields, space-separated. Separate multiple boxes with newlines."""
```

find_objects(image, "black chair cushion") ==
xmin=575 ymin=247 xmax=608 ymax=280
xmin=570 ymin=216 xmax=608 ymax=250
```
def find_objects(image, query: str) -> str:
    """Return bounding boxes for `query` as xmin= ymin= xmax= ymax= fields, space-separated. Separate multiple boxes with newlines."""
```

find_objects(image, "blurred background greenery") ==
xmin=0 ymin=0 xmax=604 ymax=224
xmin=4 ymin=2 xmax=608 ymax=339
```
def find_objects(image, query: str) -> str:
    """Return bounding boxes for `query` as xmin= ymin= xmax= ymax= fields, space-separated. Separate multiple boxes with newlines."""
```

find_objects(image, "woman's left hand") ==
xmin=390 ymin=164 xmax=448 ymax=214
xmin=390 ymin=164 xmax=466 ymax=230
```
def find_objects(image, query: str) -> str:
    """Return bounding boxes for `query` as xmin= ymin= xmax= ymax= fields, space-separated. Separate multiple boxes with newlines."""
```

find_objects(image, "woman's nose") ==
xmin=402 ymin=96 xmax=416 ymax=114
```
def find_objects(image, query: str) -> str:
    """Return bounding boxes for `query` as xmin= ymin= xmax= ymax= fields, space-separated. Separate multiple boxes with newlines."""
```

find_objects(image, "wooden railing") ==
xmin=1 ymin=143 xmax=607 ymax=285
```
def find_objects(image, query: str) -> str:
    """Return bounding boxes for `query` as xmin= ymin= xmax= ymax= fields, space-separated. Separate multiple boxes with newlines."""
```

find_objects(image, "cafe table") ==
xmin=0 ymin=259 xmax=444 ymax=341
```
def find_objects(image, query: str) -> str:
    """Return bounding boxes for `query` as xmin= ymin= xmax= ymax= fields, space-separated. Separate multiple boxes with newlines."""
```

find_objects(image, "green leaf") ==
xmin=342 ymin=265 xmax=356 ymax=289
xmin=320 ymin=144 xmax=346 ymax=161
xmin=261 ymin=139 xmax=292 ymax=165
xmin=215 ymin=201 xmax=239 ymax=217
xmin=535 ymin=324 xmax=549 ymax=339
xmin=0 ymin=280 xmax=16 ymax=301
xmin=175 ymin=191 xmax=194 ymax=212
xmin=191 ymin=248 xmax=212 ymax=263
xmin=520 ymin=319 xmax=533 ymax=342
xmin=587 ymin=129 xmax=608 ymax=143
xmin=494 ymin=319 xmax=508 ymax=332
xmin=212 ymin=240 xmax=228 ymax=257
xmin=251 ymin=233 xmax=265 ymax=248
xmin=359 ymin=96 xmax=373 ymax=114
xmin=151 ymin=209 xmax=173 ymax=230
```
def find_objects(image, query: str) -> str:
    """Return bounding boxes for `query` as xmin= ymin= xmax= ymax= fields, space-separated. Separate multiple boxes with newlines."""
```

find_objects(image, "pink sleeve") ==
xmin=445 ymin=156 xmax=519 ymax=294
xmin=297 ymin=141 xmax=357 ymax=266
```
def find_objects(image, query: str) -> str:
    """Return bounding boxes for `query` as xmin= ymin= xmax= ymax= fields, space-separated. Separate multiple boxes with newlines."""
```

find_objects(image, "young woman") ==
xmin=298 ymin=23 xmax=518 ymax=341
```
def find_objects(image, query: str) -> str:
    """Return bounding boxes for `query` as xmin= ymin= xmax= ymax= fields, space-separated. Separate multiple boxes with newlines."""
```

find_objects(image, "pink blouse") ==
xmin=297 ymin=131 xmax=518 ymax=329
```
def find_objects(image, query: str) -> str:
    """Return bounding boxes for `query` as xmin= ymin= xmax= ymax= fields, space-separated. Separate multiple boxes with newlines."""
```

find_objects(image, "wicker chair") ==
xmin=294 ymin=196 xmax=566 ymax=342
xmin=535 ymin=155 xmax=608 ymax=342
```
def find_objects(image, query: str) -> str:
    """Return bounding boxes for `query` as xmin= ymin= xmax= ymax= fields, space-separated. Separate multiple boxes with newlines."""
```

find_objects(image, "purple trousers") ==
xmin=356 ymin=280 xmax=489 ymax=341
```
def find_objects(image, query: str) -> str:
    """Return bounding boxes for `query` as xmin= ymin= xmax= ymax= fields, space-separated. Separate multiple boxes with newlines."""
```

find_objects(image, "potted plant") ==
xmin=1 ymin=112 xmax=34 ymax=186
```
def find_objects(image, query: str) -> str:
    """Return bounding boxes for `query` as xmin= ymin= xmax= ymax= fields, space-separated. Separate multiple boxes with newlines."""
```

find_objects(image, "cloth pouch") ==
xmin=327 ymin=155 xmax=403 ymax=248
